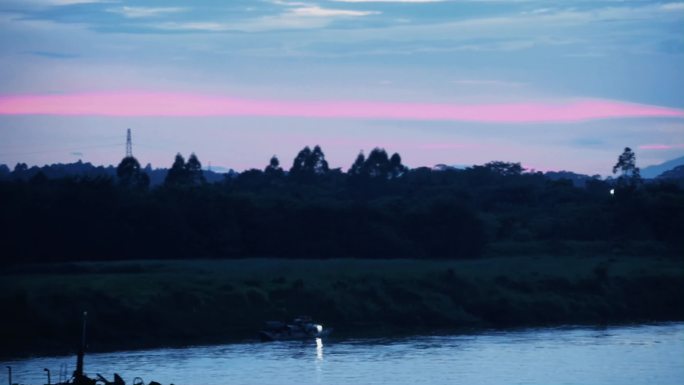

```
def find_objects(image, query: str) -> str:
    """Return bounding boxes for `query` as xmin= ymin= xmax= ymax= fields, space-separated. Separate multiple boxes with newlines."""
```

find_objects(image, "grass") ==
xmin=2 ymin=256 xmax=683 ymax=358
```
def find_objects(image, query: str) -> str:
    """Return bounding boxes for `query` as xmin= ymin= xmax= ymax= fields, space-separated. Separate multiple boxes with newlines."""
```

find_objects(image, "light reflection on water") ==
xmin=316 ymin=337 xmax=324 ymax=361
xmin=4 ymin=323 xmax=683 ymax=385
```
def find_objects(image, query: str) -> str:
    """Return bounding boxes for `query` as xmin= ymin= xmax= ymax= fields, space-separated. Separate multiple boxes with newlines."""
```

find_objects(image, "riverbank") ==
xmin=2 ymin=256 xmax=683 ymax=358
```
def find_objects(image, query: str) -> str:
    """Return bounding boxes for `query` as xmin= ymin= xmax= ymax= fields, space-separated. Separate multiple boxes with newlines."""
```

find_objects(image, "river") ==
xmin=5 ymin=323 xmax=683 ymax=385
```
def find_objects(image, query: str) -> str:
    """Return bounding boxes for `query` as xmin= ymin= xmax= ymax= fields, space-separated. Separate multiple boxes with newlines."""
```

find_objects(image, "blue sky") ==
xmin=0 ymin=0 xmax=682 ymax=174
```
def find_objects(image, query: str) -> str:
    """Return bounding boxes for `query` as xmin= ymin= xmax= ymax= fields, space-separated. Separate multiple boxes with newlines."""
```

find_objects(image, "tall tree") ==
xmin=116 ymin=156 xmax=149 ymax=190
xmin=0 ymin=164 xmax=10 ymax=178
xmin=351 ymin=148 xmax=407 ymax=179
xmin=389 ymin=152 xmax=408 ymax=178
xmin=308 ymin=145 xmax=329 ymax=175
xmin=265 ymin=155 xmax=284 ymax=177
xmin=164 ymin=153 xmax=206 ymax=187
xmin=348 ymin=151 xmax=366 ymax=176
xmin=290 ymin=146 xmax=312 ymax=175
xmin=613 ymin=147 xmax=641 ymax=183
xmin=290 ymin=145 xmax=329 ymax=178
xmin=186 ymin=153 xmax=206 ymax=185
xmin=13 ymin=163 xmax=28 ymax=174
xmin=164 ymin=153 xmax=187 ymax=187
xmin=365 ymin=148 xmax=390 ymax=178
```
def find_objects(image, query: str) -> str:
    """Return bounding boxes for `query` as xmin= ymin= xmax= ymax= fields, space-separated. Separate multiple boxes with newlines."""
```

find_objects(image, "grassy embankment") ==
xmin=2 ymin=255 xmax=683 ymax=357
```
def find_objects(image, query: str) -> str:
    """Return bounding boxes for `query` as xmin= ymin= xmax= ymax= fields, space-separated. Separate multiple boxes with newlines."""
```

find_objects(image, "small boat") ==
xmin=259 ymin=316 xmax=331 ymax=341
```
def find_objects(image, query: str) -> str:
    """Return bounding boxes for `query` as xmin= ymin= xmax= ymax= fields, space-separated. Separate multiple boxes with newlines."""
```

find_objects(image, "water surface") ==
xmin=5 ymin=323 xmax=683 ymax=385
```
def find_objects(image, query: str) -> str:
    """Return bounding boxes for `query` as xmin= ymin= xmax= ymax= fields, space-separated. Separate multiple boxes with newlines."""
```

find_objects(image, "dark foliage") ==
xmin=348 ymin=148 xmax=408 ymax=180
xmin=2 ymin=159 xmax=227 ymax=186
xmin=289 ymin=145 xmax=329 ymax=181
xmin=2 ymin=257 xmax=683 ymax=357
xmin=613 ymin=147 xmax=642 ymax=187
xmin=164 ymin=153 xmax=206 ymax=187
xmin=116 ymin=156 xmax=150 ymax=190
xmin=1 ymin=147 xmax=683 ymax=265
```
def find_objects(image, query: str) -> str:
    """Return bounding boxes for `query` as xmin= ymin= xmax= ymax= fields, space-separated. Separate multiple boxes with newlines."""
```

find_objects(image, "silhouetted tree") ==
xmin=290 ymin=145 xmax=329 ymax=179
xmin=482 ymin=161 xmax=524 ymax=176
xmin=389 ymin=152 xmax=408 ymax=179
xmin=613 ymin=147 xmax=641 ymax=186
xmin=13 ymin=163 xmax=28 ymax=173
xmin=117 ymin=156 xmax=150 ymax=190
xmin=186 ymin=153 xmax=206 ymax=185
xmin=290 ymin=146 xmax=312 ymax=175
xmin=365 ymin=148 xmax=390 ymax=178
xmin=349 ymin=149 xmax=407 ymax=180
xmin=164 ymin=153 xmax=187 ymax=187
xmin=309 ymin=145 xmax=329 ymax=174
xmin=0 ymin=164 xmax=9 ymax=177
xmin=265 ymin=155 xmax=284 ymax=177
xmin=349 ymin=151 xmax=366 ymax=176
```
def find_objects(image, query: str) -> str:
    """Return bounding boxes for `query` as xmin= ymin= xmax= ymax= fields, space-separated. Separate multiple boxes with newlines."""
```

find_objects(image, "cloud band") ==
xmin=1 ymin=92 xmax=682 ymax=123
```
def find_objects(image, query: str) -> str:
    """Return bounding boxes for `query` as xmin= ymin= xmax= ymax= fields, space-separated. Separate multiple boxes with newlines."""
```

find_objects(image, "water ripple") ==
xmin=4 ymin=323 xmax=683 ymax=385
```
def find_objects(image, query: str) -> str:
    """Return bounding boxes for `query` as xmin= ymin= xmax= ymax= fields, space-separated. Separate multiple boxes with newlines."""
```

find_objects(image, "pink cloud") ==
xmin=639 ymin=144 xmax=684 ymax=150
xmin=0 ymin=92 xmax=682 ymax=123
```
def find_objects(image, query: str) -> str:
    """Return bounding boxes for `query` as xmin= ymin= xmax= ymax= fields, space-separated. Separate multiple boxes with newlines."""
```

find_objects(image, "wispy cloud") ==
xmin=213 ymin=1 xmax=682 ymax=56
xmin=107 ymin=6 xmax=187 ymax=19
xmin=1 ymin=92 xmax=682 ymax=123
xmin=639 ymin=144 xmax=684 ymax=150
xmin=342 ymin=2 xmax=684 ymax=39
xmin=152 ymin=4 xmax=380 ymax=32
xmin=154 ymin=22 xmax=231 ymax=32
xmin=661 ymin=2 xmax=684 ymax=12
xmin=290 ymin=6 xmax=379 ymax=17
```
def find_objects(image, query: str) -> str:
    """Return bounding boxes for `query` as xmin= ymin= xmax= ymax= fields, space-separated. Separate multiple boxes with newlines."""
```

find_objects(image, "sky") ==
xmin=0 ymin=0 xmax=683 ymax=175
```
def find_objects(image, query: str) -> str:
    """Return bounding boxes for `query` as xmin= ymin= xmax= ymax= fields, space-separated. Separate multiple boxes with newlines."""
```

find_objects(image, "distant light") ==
xmin=316 ymin=324 xmax=323 ymax=333
xmin=610 ymin=189 xmax=615 ymax=196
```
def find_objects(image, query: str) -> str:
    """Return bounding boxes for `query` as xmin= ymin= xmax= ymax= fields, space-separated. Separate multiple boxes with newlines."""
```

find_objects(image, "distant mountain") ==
xmin=641 ymin=156 xmax=684 ymax=179
xmin=4 ymin=160 xmax=116 ymax=180
xmin=656 ymin=165 xmax=684 ymax=180
xmin=0 ymin=160 xmax=229 ymax=186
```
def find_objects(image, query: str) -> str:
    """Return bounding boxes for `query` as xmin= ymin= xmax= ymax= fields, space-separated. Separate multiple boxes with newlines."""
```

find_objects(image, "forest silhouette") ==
xmin=1 ymin=145 xmax=682 ymax=264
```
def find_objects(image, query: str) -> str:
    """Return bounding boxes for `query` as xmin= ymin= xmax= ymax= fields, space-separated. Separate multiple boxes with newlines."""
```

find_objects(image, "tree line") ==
xmin=110 ymin=145 xmax=409 ymax=190
xmin=1 ymin=146 xmax=682 ymax=264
